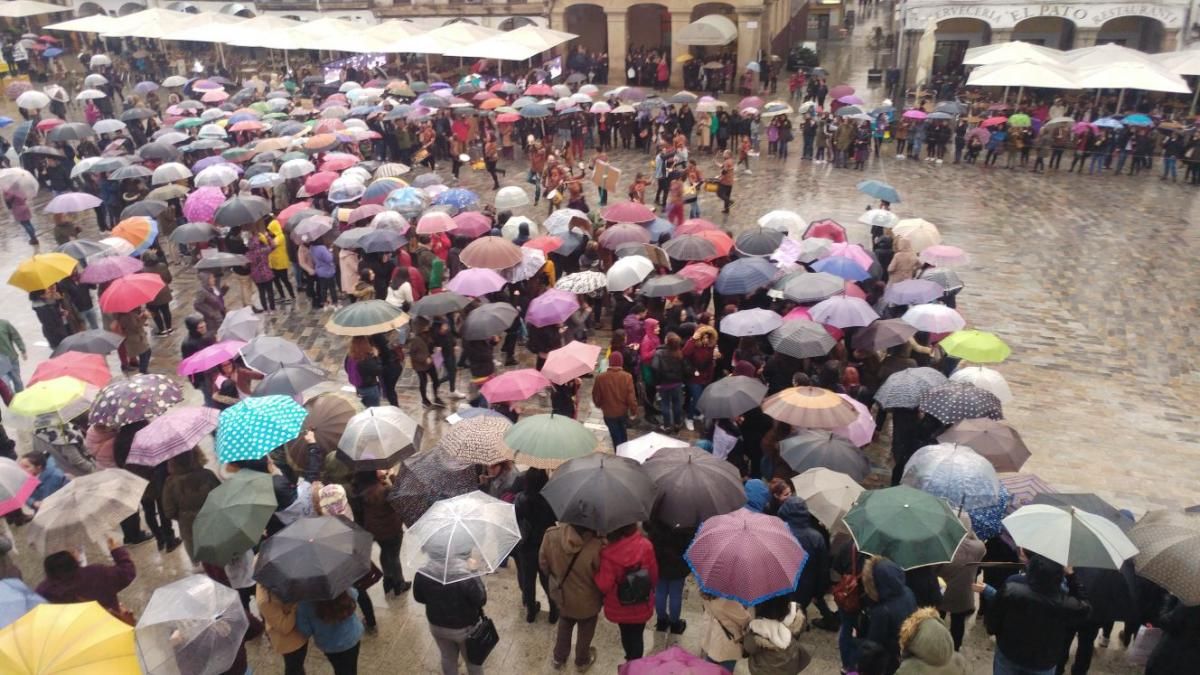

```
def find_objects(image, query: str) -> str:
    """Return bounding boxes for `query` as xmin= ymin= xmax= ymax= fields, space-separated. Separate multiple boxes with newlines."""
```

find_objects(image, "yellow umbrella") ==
xmin=7 ymin=253 xmax=78 ymax=293
xmin=0 ymin=601 xmax=139 ymax=674
xmin=8 ymin=377 xmax=88 ymax=418
xmin=939 ymin=330 xmax=1012 ymax=364
xmin=675 ymin=53 xmax=694 ymax=63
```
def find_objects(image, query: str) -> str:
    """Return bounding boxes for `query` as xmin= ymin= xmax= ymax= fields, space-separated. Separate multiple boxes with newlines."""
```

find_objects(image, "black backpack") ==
xmin=617 ymin=565 xmax=652 ymax=605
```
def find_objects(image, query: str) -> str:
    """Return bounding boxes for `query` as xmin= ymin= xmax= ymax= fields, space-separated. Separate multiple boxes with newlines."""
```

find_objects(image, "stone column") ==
xmin=669 ymin=11 xmax=692 ymax=88
xmin=607 ymin=12 xmax=627 ymax=86
xmin=736 ymin=7 xmax=764 ymax=78
xmin=989 ymin=28 xmax=1012 ymax=46
xmin=1073 ymin=28 xmax=1099 ymax=48
xmin=1161 ymin=29 xmax=1178 ymax=52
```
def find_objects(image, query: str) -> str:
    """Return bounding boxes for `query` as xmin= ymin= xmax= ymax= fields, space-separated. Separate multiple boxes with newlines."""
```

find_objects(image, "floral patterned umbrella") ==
xmin=89 ymin=375 xmax=183 ymax=428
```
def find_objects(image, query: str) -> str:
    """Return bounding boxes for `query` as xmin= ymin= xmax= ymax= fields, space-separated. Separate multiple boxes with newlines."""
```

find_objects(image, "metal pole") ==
xmin=1190 ymin=79 xmax=1198 ymax=115
xmin=1115 ymin=88 xmax=1125 ymax=113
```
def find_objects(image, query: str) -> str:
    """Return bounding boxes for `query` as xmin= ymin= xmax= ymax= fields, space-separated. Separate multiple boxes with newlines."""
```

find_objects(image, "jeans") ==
xmin=553 ymin=615 xmax=598 ymax=666
xmin=686 ymin=382 xmax=705 ymax=418
xmin=3 ymin=369 xmax=23 ymax=393
xmin=655 ymin=577 xmax=684 ymax=623
xmin=603 ymin=416 xmax=628 ymax=448
xmin=838 ymin=611 xmax=858 ymax=670
xmin=1088 ymin=152 xmax=1106 ymax=174
xmin=994 ymin=648 xmax=1055 ymax=675
xmin=377 ymin=536 xmax=405 ymax=587
xmin=658 ymin=386 xmax=683 ymax=428
xmin=357 ymin=385 xmax=381 ymax=408
xmin=429 ymin=623 xmax=483 ymax=675
xmin=1163 ymin=156 xmax=1177 ymax=180
xmin=687 ymin=200 xmax=700 ymax=219
xmin=148 ymin=304 xmax=172 ymax=333
xmin=82 ymin=305 xmax=101 ymax=330
xmin=283 ymin=644 xmax=308 ymax=675
xmin=17 ymin=219 xmax=35 ymax=240
xmin=618 ymin=622 xmax=646 ymax=660
xmin=323 ymin=642 xmax=360 ymax=675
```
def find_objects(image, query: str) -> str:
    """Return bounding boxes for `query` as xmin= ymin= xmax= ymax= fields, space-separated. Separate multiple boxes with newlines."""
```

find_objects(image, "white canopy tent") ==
xmin=676 ymin=14 xmax=737 ymax=47
xmin=101 ymin=8 xmax=194 ymax=39
xmin=403 ymin=22 xmax=503 ymax=55
xmin=1155 ymin=49 xmax=1200 ymax=76
xmin=290 ymin=17 xmax=393 ymax=54
xmin=444 ymin=37 xmax=543 ymax=62
xmin=159 ymin=12 xmax=247 ymax=43
xmin=963 ymin=41 xmax=1065 ymax=67
xmin=226 ymin=15 xmax=308 ymax=51
xmin=966 ymin=58 xmax=1078 ymax=89
xmin=1064 ymin=43 xmax=1153 ymax=69
xmin=44 ymin=14 xmax=118 ymax=33
xmin=504 ymin=25 xmax=577 ymax=52
xmin=1074 ymin=60 xmax=1191 ymax=110
xmin=0 ymin=0 xmax=71 ymax=18
xmin=364 ymin=20 xmax=427 ymax=53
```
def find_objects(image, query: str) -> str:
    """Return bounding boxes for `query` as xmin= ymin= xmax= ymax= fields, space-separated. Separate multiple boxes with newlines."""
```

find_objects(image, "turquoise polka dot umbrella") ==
xmin=216 ymin=395 xmax=308 ymax=464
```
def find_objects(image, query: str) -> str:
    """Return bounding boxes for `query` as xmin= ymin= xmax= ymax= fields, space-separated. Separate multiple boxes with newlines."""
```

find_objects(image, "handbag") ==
xmin=464 ymin=612 xmax=500 ymax=665
xmin=831 ymin=546 xmax=862 ymax=614
xmin=354 ymin=562 xmax=383 ymax=591
xmin=1126 ymin=625 xmax=1163 ymax=667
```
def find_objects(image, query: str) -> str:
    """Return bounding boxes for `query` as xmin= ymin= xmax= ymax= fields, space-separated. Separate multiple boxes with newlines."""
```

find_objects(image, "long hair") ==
xmin=348 ymin=336 xmax=375 ymax=362
xmin=314 ymin=591 xmax=358 ymax=624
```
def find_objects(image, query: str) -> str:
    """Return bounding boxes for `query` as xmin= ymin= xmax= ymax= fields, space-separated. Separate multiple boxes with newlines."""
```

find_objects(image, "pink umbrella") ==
xmin=416 ymin=211 xmax=456 ymax=235
xmin=0 ymin=459 xmax=37 ymax=516
xmin=738 ymin=96 xmax=764 ymax=110
xmin=1071 ymin=121 xmax=1096 ymax=135
xmin=79 ymin=255 xmax=144 ymax=283
xmin=803 ymin=219 xmax=847 ymax=243
xmin=829 ymin=84 xmax=855 ymax=99
xmin=126 ymin=406 xmax=220 ymax=466
xmin=784 ymin=307 xmax=844 ymax=340
xmin=177 ymin=339 xmax=247 ymax=376
xmin=809 ymin=295 xmax=878 ymax=328
xmin=843 ymin=281 xmax=867 ymax=300
xmin=230 ymin=120 xmax=264 ymax=132
xmin=676 ymin=218 xmax=718 ymax=236
xmin=541 ymin=340 xmax=602 ymax=385
xmin=182 ymin=186 xmax=226 ymax=224
xmin=452 ymin=211 xmax=491 ymax=238
xmin=598 ymin=223 xmax=652 ymax=249
xmin=480 ymin=368 xmax=550 ymax=403
xmin=524 ymin=83 xmax=553 ymax=96
xmin=200 ymin=89 xmax=228 ymax=103
xmin=619 ymin=647 xmax=726 ymax=675
xmin=982 ymin=116 xmax=1008 ymax=128
xmin=823 ymin=242 xmax=874 ymax=269
xmin=684 ymin=509 xmax=808 ymax=605
xmin=303 ymin=171 xmax=338 ymax=196
xmin=677 ymin=262 xmax=718 ymax=291
xmin=902 ymin=109 xmax=928 ymax=120
xmin=320 ymin=153 xmax=358 ymax=172
xmin=347 ymin=203 xmax=384 ymax=225
xmin=833 ymin=394 xmax=874 ymax=447
xmin=277 ymin=201 xmax=312 ymax=227
xmin=445 ymin=268 xmax=506 ymax=297
xmin=966 ymin=127 xmax=991 ymax=145
xmin=600 ymin=201 xmax=655 ymax=224
xmin=526 ymin=289 xmax=580 ymax=328
xmin=314 ymin=119 xmax=346 ymax=134
xmin=838 ymin=94 xmax=864 ymax=105
xmin=919 ymin=244 xmax=970 ymax=267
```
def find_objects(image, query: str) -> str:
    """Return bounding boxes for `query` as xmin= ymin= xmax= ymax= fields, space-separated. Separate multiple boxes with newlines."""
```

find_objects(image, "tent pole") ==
xmin=1016 ymin=86 xmax=1023 ymax=108
xmin=1115 ymin=88 xmax=1125 ymax=113
xmin=1001 ymin=86 xmax=1008 ymax=104
xmin=1190 ymin=81 xmax=1198 ymax=115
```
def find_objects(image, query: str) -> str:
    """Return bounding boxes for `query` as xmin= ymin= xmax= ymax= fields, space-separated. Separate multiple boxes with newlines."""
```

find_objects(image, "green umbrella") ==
xmin=1008 ymin=113 xmax=1032 ymax=128
xmin=324 ymin=300 xmax=409 ymax=337
xmin=192 ymin=470 xmax=277 ymax=565
xmin=503 ymin=414 xmax=597 ymax=469
xmin=842 ymin=485 xmax=967 ymax=569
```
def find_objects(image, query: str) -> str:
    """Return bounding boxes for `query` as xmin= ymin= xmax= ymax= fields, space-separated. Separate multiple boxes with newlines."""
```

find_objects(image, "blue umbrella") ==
xmin=42 ymin=47 xmax=62 ymax=58
xmin=433 ymin=188 xmax=479 ymax=211
xmin=0 ymin=117 xmax=13 ymax=128
xmin=715 ymin=257 xmax=777 ymax=295
xmin=215 ymin=395 xmax=309 ymax=464
xmin=856 ymin=179 xmax=901 ymax=204
xmin=901 ymin=443 xmax=1010 ymax=540
xmin=1093 ymin=117 xmax=1124 ymax=129
xmin=12 ymin=120 xmax=33 ymax=152
xmin=1122 ymin=113 xmax=1153 ymax=127
xmin=812 ymin=256 xmax=871 ymax=282
xmin=228 ymin=112 xmax=259 ymax=124
xmin=520 ymin=104 xmax=551 ymax=119
xmin=647 ymin=217 xmax=674 ymax=241
xmin=349 ymin=105 xmax=379 ymax=118
xmin=384 ymin=187 xmax=429 ymax=219
xmin=0 ymin=578 xmax=45 ymax=629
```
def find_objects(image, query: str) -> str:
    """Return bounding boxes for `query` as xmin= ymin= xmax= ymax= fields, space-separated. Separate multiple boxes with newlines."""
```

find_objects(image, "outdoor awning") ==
xmin=225 ymin=15 xmax=306 ymax=50
xmin=444 ymin=36 xmax=542 ymax=61
xmin=1073 ymin=61 xmax=1191 ymax=93
xmin=101 ymin=8 xmax=194 ymax=39
xmin=966 ymin=59 xmax=1078 ymax=89
xmin=1064 ymin=43 xmax=1152 ymax=69
xmin=0 ymin=0 xmax=71 ymax=18
xmin=44 ymin=14 xmax=118 ymax=33
xmin=159 ymin=12 xmax=247 ymax=43
xmin=676 ymin=14 xmax=737 ymax=47
xmin=290 ymin=17 xmax=394 ymax=54
xmin=962 ymin=41 xmax=1064 ymax=67
xmin=504 ymin=25 xmax=577 ymax=52
xmin=1155 ymin=48 xmax=1200 ymax=77
xmin=403 ymin=23 xmax=502 ymax=56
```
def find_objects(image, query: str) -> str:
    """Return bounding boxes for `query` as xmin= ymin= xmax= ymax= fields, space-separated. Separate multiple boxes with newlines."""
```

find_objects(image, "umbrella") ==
xmin=28 ymin=469 xmax=147 ymax=555
xmin=505 ymin=414 xmax=597 ymax=469
xmin=27 ymin=352 xmax=111 ymax=389
xmin=615 ymin=432 xmax=690 ymax=464
xmin=541 ymin=341 xmax=601 ymax=385
xmin=89 ymin=375 xmax=182 ymax=428
xmin=216 ymin=395 xmax=308 ymax=464
xmin=388 ymin=449 xmax=479 ymax=526
xmin=445 ymin=269 xmax=506 ymax=297
xmin=644 ymin=446 xmax=745 ymax=527
xmin=811 ymin=256 xmax=870 ymax=282
xmin=949 ymin=366 xmax=1013 ymax=404
xmin=135 ymin=575 xmax=248 ymax=675
xmin=873 ymin=367 xmax=948 ymax=409
xmin=56 ymin=239 xmax=116 ymax=263
xmin=240 ymin=336 xmax=312 ymax=374
xmin=182 ymin=187 xmax=226 ymax=224
xmin=774 ymin=271 xmax=845 ymax=304
xmin=216 ymin=306 xmax=259 ymax=342
xmin=8 ymin=376 xmax=93 ymax=426
xmin=254 ymin=516 xmax=372 ymax=602
xmin=0 ymin=579 xmax=44 ymax=629
xmin=697 ymin=376 xmax=767 ymax=420
xmin=462 ymin=303 xmax=519 ymax=340
xmin=810 ymin=296 xmax=878 ymax=328
xmin=919 ymin=244 xmax=969 ymax=268
xmin=780 ymin=431 xmax=872 ymax=482
xmin=52 ymin=329 xmax=122 ymax=356
xmin=939 ymin=330 xmax=1011 ymax=363
xmin=720 ymin=308 xmax=784 ymax=337
xmin=526 ymin=289 xmax=580 ymax=327
xmin=213 ymin=195 xmax=271 ymax=228
xmin=599 ymin=223 xmax=652 ymax=250
xmin=715 ymin=257 xmax=777 ymax=295
xmin=662 ymin=235 xmax=717 ymax=262
xmin=902 ymin=304 xmax=966 ymax=333
xmin=190 ymin=470 xmax=278 ymax=567
xmin=1002 ymin=505 xmax=1138 ymax=570
xmin=763 ymin=387 xmax=859 ymax=429
xmin=1128 ymin=510 xmax=1200 ymax=605
xmin=857 ymin=179 xmax=901 ymax=203
xmin=337 ymin=406 xmax=423 ymax=469
xmin=621 ymin=647 xmax=726 ymax=674
xmin=639 ymin=274 xmax=695 ymax=299
xmin=356 ymin=230 xmax=405 ymax=254
xmin=685 ymin=509 xmax=808 ymax=605
xmin=734 ymin=228 xmax=784 ymax=257
xmin=0 ymin=458 xmax=38 ymax=517
xmin=410 ymin=292 xmax=472 ymax=318
xmin=542 ymin=453 xmax=656 ymax=535
xmin=8 ymin=253 xmax=77 ymax=293
xmin=254 ymin=365 xmax=327 ymax=398
xmin=440 ymin=416 xmax=514 ymax=465
xmin=918 ymin=382 xmax=1003 ymax=425
xmin=449 ymin=212 xmax=489 ymax=238
xmin=97 ymin=272 xmax=163 ymax=312
xmin=44 ymin=192 xmax=102 ymax=214
xmin=286 ymin=392 xmax=361 ymax=462
xmin=851 ymin=319 xmax=917 ymax=352
xmin=883 ymin=279 xmax=943 ymax=306
xmin=169 ymin=222 xmax=215 ymax=245
xmin=1000 ymin=473 xmax=1057 ymax=514
xmin=938 ymin=419 xmax=1030 ymax=473
xmin=177 ymin=340 xmax=246 ymax=377
xmin=606 ymin=256 xmax=655 ymax=292
xmin=0 ymin=602 xmax=139 ymax=674
xmin=195 ymin=252 xmax=251 ymax=272
xmin=892 ymin=219 xmax=942 ymax=253
xmin=768 ymin=320 xmax=837 ymax=360
xmin=324 ymin=300 xmax=408 ymax=337
xmin=791 ymin=468 xmax=865 ymax=530
xmin=401 ymin=491 xmax=521 ymax=585
xmin=902 ymin=443 xmax=1008 ymax=539
xmin=1031 ymin=494 xmax=1134 ymax=532
xmin=843 ymin=485 xmax=968 ymax=569
xmin=126 ymin=407 xmax=219 ymax=467
xmin=460 ymin=236 xmax=523 ymax=270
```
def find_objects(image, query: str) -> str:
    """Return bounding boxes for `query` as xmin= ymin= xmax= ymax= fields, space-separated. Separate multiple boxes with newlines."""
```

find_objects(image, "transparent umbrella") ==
xmin=135 ymin=575 xmax=248 ymax=675
xmin=401 ymin=491 xmax=521 ymax=584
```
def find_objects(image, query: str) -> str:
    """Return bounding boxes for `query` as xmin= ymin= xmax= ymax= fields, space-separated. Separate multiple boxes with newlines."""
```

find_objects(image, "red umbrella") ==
xmin=804 ymin=219 xmax=847 ymax=243
xmin=452 ymin=211 xmax=491 ymax=238
xmin=600 ymin=201 xmax=655 ymax=224
xmin=541 ymin=341 xmax=601 ymax=385
xmin=480 ymin=368 xmax=551 ymax=403
xmin=676 ymin=218 xmax=718 ymax=236
xmin=982 ymin=116 xmax=1008 ymax=128
xmin=843 ymin=281 xmax=867 ymax=299
xmin=303 ymin=171 xmax=338 ymax=196
xmin=677 ymin=262 xmax=718 ymax=291
xmin=36 ymin=118 xmax=63 ymax=132
xmin=522 ymin=236 xmax=563 ymax=254
xmin=496 ymin=113 xmax=520 ymax=123
xmin=277 ymin=201 xmax=312 ymax=227
xmin=99 ymin=272 xmax=165 ymax=312
xmin=695 ymin=229 xmax=734 ymax=257
xmin=28 ymin=352 xmax=111 ymax=388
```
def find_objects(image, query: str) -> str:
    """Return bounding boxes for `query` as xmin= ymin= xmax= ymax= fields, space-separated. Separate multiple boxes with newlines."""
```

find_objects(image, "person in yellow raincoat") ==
xmin=265 ymin=220 xmax=296 ymax=305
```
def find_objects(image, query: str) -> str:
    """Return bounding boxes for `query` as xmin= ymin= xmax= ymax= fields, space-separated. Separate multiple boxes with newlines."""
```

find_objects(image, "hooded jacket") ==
xmin=700 ymin=595 xmax=752 ymax=664
xmin=622 ymin=313 xmax=645 ymax=347
xmin=984 ymin=554 xmax=1090 ymax=671
xmin=594 ymin=529 xmax=658 ymax=624
xmin=937 ymin=514 xmax=985 ymax=615
xmin=776 ymin=497 xmax=830 ymax=606
xmin=161 ymin=462 xmax=221 ymax=559
xmin=744 ymin=479 xmax=769 ymax=513
xmin=888 ymin=238 xmax=920 ymax=283
xmin=863 ymin=557 xmax=919 ymax=674
xmin=266 ymin=220 xmax=290 ymax=270
xmin=539 ymin=524 xmax=604 ymax=620
xmin=742 ymin=602 xmax=811 ymax=675
xmin=895 ymin=608 xmax=968 ymax=675
xmin=645 ymin=521 xmax=695 ymax=581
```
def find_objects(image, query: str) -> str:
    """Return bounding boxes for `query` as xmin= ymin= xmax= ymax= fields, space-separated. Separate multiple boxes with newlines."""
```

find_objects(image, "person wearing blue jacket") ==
xmin=743 ymin=479 xmax=769 ymax=513
xmin=776 ymin=497 xmax=838 ymax=629
xmin=295 ymin=588 xmax=364 ymax=675
xmin=18 ymin=450 xmax=68 ymax=511
xmin=309 ymin=236 xmax=338 ymax=309
xmin=861 ymin=557 xmax=918 ymax=675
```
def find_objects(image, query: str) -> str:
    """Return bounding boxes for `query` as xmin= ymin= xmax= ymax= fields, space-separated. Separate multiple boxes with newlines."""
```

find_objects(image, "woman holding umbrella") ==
xmin=113 ymin=306 xmax=152 ymax=374
xmin=350 ymin=470 xmax=411 ymax=597
xmin=295 ymin=587 xmax=364 ymax=675
xmin=594 ymin=522 xmax=658 ymax=661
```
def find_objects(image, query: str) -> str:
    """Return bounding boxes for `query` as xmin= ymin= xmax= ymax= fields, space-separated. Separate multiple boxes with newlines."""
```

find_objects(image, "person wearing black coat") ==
xmin=983 ymin=553 xmax=1090 ymax=675
xmin=645 ymin=520 xmax=694 ymax=635
xmin=776 ymin=497 xmax=837 ymax=625
xmin=413 ymin=564 xmax=487 ymax=675
xmin=513 ymin=469 xmax=557 ymax=623
xmin=861 ymin=557 xmax=918 ymax=675
xmin=1147 ymin=596 xmax=1200 ymax=675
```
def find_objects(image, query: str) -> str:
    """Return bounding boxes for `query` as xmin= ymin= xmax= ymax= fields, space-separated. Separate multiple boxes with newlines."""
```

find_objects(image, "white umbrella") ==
xmin=195 ymin=165 xmax=239 ymax=188
xmin=400 ymin=491 xmax=521 ymax=584
xmin=162 ymin=75 xmax=188 ymax=88
xmin=1064 ymin=43 xmax=1153 ymax=69
xmin=757 ymin=209 xmax=806 ymax=236
xmin=0 ymin=168 xmax=39 ymax=200
xmin=151 ymin=162 xmax=192 ymax=185
xmin=892 ymin=218 xmax=942 ymax=251
xmin=0 ymin=0 xmax=77 ymax=17
xmin=859 ymin=208 xmax=898 ymax=229
xmin=495 ymin=185 xmax=529 ymax=210
xmin=43 ymin=84 xmax=68 ymax=102
xmin=962 ymin=41 xmax=1066 ymax=67
xmin=15 ymin=90 xmax=49 ymax=109
xmin=605 ymin=255 xmax=654 ymax=291
xmin=1002 ymin=504 xmax=1138 ymax=570
xmin=1073 ymin=61 xmax=1191 ymax=94
xmin=88 ymin=54 xmax=111 ymax=67
xmin=43 ymin=14 xmax=117 ymax=33
xmin=966 ymin=59 xmax=1078 ymax=90
xmin=75 ymin=88 xmax=107 ymax=101
xmin=92 ymin=119 xmax=126 ymax=134
xmin=1155 ymin=48 xmax=1200 ymax=77
xmin=616 ymin=432 xmax=689 ymax=463
xmin=901 ymin=303 xmax=965 ymax=333
xmin=279 ymin=158 xmax=316 ymax=179
xmin=197 ymin=123 xmax=227 ymax=139
xmin=500 ymin=215 xmax=539 ymax=242
xmin=949 ymin=366 xmax=1013 ymax=404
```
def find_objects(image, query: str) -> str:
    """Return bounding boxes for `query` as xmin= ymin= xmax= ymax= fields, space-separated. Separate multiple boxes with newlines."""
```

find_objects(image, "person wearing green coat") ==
xmin=896 ymin=608 xmax=968 ymax=675
xmin=0 ymin=319 xmax=26 ymax=392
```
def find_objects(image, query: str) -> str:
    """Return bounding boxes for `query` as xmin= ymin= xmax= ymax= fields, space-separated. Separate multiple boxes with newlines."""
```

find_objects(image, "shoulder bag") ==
xmin=831 ymin=546 xmax=862 ymax=614
xmin=465 ymin=611 xmax=500 ymax=665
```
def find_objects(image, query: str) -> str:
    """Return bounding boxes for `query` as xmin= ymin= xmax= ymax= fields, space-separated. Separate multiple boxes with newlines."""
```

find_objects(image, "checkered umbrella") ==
xmin=780 ymin=431 xmax=871 ymax=482
xmin=28 ymin=469 xmax=148 ymax=555
xmin=216 ymin=395 xmax=308 ymax=464
xmin=89 ymin=375 xmax=183 ymax=428
xmin=685 ymin=509 xmax=808 ymax=605
xmin=336 ymin=406 xmax=423 ymax=470
xmin=387 ymin=448 xmax=479 ymax=527
xmin=918 ymin=382 xmax=1003 ymax=426
xmin=873 ymin=367 xmax=948 ymax=409
xmin=555 ymin=271 xmax=607 ymax=294
xmin=440 ymin=416 xmax=514 ymax=465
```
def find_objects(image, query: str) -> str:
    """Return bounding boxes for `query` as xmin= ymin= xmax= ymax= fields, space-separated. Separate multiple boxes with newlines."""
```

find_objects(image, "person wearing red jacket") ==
xmin=594 ymin=523 xmax=659 ymax=661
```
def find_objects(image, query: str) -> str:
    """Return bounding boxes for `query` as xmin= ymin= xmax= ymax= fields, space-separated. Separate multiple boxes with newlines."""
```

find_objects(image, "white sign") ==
xmin=904 ymin=2 xmax=1185 ymax=29
xmin=745 ymin=20 xmax=759 ymax=29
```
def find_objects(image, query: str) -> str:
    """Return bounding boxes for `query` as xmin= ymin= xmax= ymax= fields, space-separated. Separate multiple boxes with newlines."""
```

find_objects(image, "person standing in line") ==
xmin=351 ymin=470 xmax=411 ymax=597
xmin=540 ymin=521 xmax=604 ymax=670
xmin=716 ymin=150 xmax=735 ymax=214
xmin=594 ymin=523 xmax=658 ymax=662
xmin=295 ymin=590 xmax=364 ymax=675
xmin=0 ymin=319 xmax=27 ymax=393
xmin=413 ymin=551 xmax=488 ymax=675
xmin=4 ymin=187 xmax=37 ymax=245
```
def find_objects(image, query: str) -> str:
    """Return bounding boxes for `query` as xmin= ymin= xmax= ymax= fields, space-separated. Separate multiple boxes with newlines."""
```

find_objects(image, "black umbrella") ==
xmin=47 ymin=122 xmax=95 ymax=142
xmin=57 ymin=239 xmax=117 ymax=262
xmin=253 ymin=364 xmax=327 ymax=397
xmin=11 ymin=120 xmax=33 ymax=152
xmin=213 ymin=195 xmax=272 ymax=228
xmin=120 ymin=107 xmax=156 ymax=121
xmin=138 ymin=142 xmax=182 ymax=162
xmin=734 ymin=228 xmax=784 ymax=257
xmin=697 ymin=375 xmax=767 ymax=419
xmin=768 ymin=320 xmax=836 ymax=359
xmin=109 ymin=164 xmax=153 ymax=181
xmin=284 ymin=208 xmax=323 ymax=230
xmin=918 ymin=382 xmax=1003 ymax=425
xmin=195 ymin=252 xmax=249 ymax=271
xmin=851 ymin=318 xmax=917 ymax=352
xmin=121 ymin=200 xmax=168 ymax=220
xmin=639 ymin=274 xmax=695 ymax=298
xmin=240 ymin=335 xmax=313 ymax=375
xmin=51 ymin=329 xmax=123 ymax=356
xmin=410 ymin=291 xmax=471 ymax=318
xmin=462 ymin=302 xmax=518 ymax=339
xmin=780 ymin=431 xmax=872 ymax=482
xmin=643 ymin=446 xmax=744 ymax=527
xmin=387 ymin=448 xmax=478 ymax=526
xmin=541 ymin=453 xmax=657 ymax=535
xmin=253 ymin=516 xmax=373 ymax=603
xmin=89 ymin=156 xmax=130 ymax=174
xmin=170 ymin=222 xmax=216 ymax=245
xmin=662 ymin=235 xmax=717 ymax=262
xmin=357 ymin=229 xmax=405 ymax=254
xmin=774 ymin=271 xmax=845 ymax=303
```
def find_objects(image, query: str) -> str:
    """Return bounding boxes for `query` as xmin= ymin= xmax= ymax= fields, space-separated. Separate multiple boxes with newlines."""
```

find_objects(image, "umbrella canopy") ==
xmin=98 ymin=272 xmax=164 ymax=313
xmin=0 ymin=458 xmax=38 ymax=518
xmin=791 ymin=468 xmax=865 ymax=530
xmin=615 ymin=431 xmax=690 ymax=464
xmin=715 ymin=257 xmax=776 ymax=295
xmin=873 ymin=367 xmax=948 ymax=409
xmin=8 ymin=253 xmax=77 ymax=293
xmin=762 ymin=386 xmax=859 ymax=428
xmin=215 ymin=395 xmax=308 ymax=463
xmin=440 ymin=416 xmax=514 ymax=465
xmin=127 ymin=407 xmax=219 ymax=467
xmin=0 ymin=579 xmax=44 ymax=630
xmin=445 ymin=268 xmax=506 ymax=297
xmin=852 ymin=319 xmax=917 ymax=352
xmin=460 ymin=236 xmax=523 ymax=270
xmin=28 ymin=469 xmax=147 ymax=555
xmin=843 ymin=486 xmax=968 ymax=569
xmin=135 ymin=575 xmax=248 ymax=675
xmin=938 ymin=419 xmax=1030 ymax=473
xmin=462 ymin=302 xmax=519 ymax=340
xmin=918 ymin=382 xmax=1003 ymax=425
xmin=254 ymin=364 xmax=327 ymax=398
xmin=1003 ymin=505 xmax=1138 ymax=570
xmin=192 ymin=470 xmax=276 ymax=565
xmin=324 ymin=300 xmax=408 ymax=337
xmin=949 ymin=366 xmax=1013 ymax=403
xmin=775 ymin=271 xmax=846 ymax=304
xmin=541 ymin=341 xmax=601 ymax=385
xmin=697 ymin=375 xmax=767 ymax=419
xmin=857 ymin=179 xmax=901 ymax=203
xmin=621 ymin=647 xmax=726 ymax=674
xmin=337 ymin=406 xmax=423 ymax=469
xmin=410 ymin=292 xmax=472 ymax=318
xmin=810 ymin=295 xmax=878 ymax=328
xmin=543 ymin=453 xmax=656 ymax=535
xmin=253 ymin=516 xmax=373 ymax=602
xmin=902 ymin=304 xmax=965 ymax=333
xmin=177 ymin=339 xmax=246 ymax=377
xmin=939 ymin=330 xmax=1011 ymax=363
xmin=1129 ymin=509 xmax=1200 ymax=606
xmin=639 ymin=274 xmax=695 ymax=299
xmin=643 ymin=446 xmax=744 ymax=527
xmin=720 ymin=308 xmax=783 ymax=337
xmin=902 ymin=443 xmax=1008 ymax=539
xmin=401 ymin=491 xmax=521 ymax=585
xmin=0 ymin=602 xmax=139 ymax=675
xmin=780 ymin=431 xmax=872 ymax=482
xmin=606 ymin=256 xmax=655 ymax=292
xmin=240 ymin=336 xmax=312 ymax=374
xmin=662 ymin=234 xmax=718 ymax=261
xmin=8 ymin=376 xmax=92 ymax=422
xmin=768 ymin=320 xmax=836 ymax=359
xmin=734 ymin=228 xmax=785 ymax=257
xmin=89 ymin=374 xmax=182 ymax=427
xmin=216 ymin=306 xmax=260 ymax=342
xmin=387 ymin=449 xmax=479 ymax=526
xmin=601 ymin=201 xmax=655 ymax=223
xmin=526 ymin=289 xmax=580 ymax=327
xmin=27 ymin=351 xmax=110 ymax=388
xmin=504 ymin=414 xmax=597 ymax=469
xmin=685 ymin=509 xmax=808 ymax=605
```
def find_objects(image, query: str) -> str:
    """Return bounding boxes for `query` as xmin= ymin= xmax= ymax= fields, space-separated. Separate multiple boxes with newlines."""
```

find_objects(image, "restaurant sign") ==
xmin=905 ymin=2 xmax=1185 ymax=29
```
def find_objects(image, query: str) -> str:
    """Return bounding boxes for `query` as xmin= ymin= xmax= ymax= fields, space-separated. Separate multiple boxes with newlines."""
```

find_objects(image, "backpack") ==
xmin=617 ymin=565 xmax=652 ymax=605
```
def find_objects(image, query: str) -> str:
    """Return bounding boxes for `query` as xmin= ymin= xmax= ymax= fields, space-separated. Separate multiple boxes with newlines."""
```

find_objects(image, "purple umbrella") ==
xmin=837 ymin=94 xmax=864 ymax=105
xmin=809 ymin=296 xmax=879 ymax=328
xmin=193 ymin=156 xmax=237 ymax=173
xmin=719 ymin=308 xmax=784 ymax=337
xmin=445 ymin=268 xmax=506 ymax=297
xmin=134 ymin=81 xmax=158 ymax=95
xmin=525 ymin=289 xmax=580 ymax=328
xmin=884 ymin=279 xmax=944 ymax=306
xmin=177 ymin=339 xmax=247 ymax=376
xmin=183 ymin=186 xmax=226 ymax=224
xmin=811 ymin=256 xmax=871 ymax=282
xmin=78 ymin=255 xmax=143 ymax=283
xmin=598 ymin=223 xmax=652 ymax=249
xmin=126 ymin=406 xmax=219 ymax=466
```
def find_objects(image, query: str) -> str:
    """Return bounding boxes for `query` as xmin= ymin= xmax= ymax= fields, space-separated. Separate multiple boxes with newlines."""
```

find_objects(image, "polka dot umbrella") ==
xmin=88 ymin=375 xmax=183 ymax=428
xmin=917 ymin=382 xmax=1003 ymax=426
xmin=215 ymin=395 xmax=309 ymax=464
